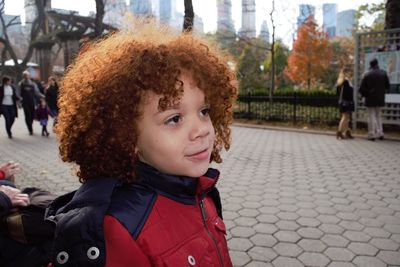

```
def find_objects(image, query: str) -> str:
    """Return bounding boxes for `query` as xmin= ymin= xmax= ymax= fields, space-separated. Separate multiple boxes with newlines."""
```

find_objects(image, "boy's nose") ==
xmin=189 ymin=117 xmax=210 ymax=141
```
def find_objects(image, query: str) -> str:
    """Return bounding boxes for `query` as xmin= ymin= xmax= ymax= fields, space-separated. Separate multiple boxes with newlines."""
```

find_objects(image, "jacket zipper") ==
xmin=199 ymin=199 xmax=224 ymax=267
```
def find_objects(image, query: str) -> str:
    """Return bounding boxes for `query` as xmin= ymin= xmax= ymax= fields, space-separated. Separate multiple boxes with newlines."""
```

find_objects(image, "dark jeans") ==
xmin=1 ymin=105 xmax=16 ymax=137
xmin=22 ymin=104 xmax=35 ymax=134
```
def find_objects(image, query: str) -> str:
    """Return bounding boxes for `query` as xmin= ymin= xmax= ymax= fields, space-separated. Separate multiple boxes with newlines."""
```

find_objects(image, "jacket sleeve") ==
xmin=385 ymin=72 xmax=390 ymax=90
xmin=104 ymin=215 xmax=152 ymax=267
xmin=0 ymin=191 xmax=12 ymax=217
xmin=33 ymin=82 xmax=45 ymax=98
xmin=359 ymin=76 xmax=368 ymax=97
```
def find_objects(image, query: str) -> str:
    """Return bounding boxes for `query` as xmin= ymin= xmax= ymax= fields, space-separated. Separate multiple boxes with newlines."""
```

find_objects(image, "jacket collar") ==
xmin=135 ymin=161 xmax=219 ymax=205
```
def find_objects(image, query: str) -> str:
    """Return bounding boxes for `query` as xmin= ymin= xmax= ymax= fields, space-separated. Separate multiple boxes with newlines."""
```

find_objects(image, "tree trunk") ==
xmin=63 ymin=39 xmax=80 ymax=69
xmin=94 ymin=0 xmax=105 ymax=38
xmin=183 ymin=0 xmax=194 ymax=32
xmin=269 ymin=0 xmax=275 ymax=101
xmin=307 ymin=61 xmax=311 ymax=90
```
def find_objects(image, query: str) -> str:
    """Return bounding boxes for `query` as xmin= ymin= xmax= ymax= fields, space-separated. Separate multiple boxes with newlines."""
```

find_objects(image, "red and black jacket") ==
xmin=46 ymin=162 xmax=232 ymax=267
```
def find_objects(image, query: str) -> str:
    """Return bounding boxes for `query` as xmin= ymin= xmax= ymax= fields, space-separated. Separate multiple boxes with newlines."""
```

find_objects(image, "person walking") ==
xmin=336 ymin=69 xmax=354 ymax=140
xmin=359 ymin=58 xmax=390 ymax=141
xmin=36 ymin=98 xmax=52 ymax=137
xmin=0 ymin=77 xmax=20 ymax=139
xmin=45 ymin=76 xmax=59 ymax=126
xmin=17 ymin=71 xmax=44 ymax=135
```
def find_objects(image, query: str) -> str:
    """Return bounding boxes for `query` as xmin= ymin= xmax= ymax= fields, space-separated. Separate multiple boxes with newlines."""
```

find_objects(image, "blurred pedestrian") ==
xmin=336 ymin=69 xmax=354 ymax=140
xmin=0 ymin=76 xmax=20 ymax=139
xmin=17 ymin=71 xmax=45 ymax=135
xmin=359 ymin=58 xmax=390 ymax=141
xmin=45 ymin=76 xmax=59 ymax=127
xmin=36 ymin=98 xmax=53 ymax=137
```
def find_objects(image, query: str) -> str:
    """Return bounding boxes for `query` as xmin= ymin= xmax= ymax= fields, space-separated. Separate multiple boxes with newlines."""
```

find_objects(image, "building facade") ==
xmin=297 ymin=4 xmax=315 ymax=29
xmin=238 ymin=0 xmax=256 ymax=38
xmin=130 ymin=0 xmax=152 ymax=16
xmin=259 ymin=20 xmax=269 ymax=43
xmin=104 ymin=0 xmax=127 ymax=28
xmin=337 ymin=9 xmax=356 ymax=37
xmin=159 ymin=0 xmax=171 ymax=23
xmin=217 ymin=0 xmax=235 ymax=33
xmin=323 ymin=3 xmax=337 ymax=38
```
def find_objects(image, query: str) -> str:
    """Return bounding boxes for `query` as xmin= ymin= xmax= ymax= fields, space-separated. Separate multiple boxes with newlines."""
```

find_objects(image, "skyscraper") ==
xmin=159 ymin=0 xmax=171 ymax=23
xmin=238 ymin=0 xmax=256 ymax=38
xmin=259 ymin=20 xmax=270 ymax=43
xmin=337 ymin=9 xmax=356 ymax=37
xmin=130 ymin=0 xmax=152 ymax=16
xmin=297 ymin=4 xmax=315 ymax=28
xmin=217 ymin=0 xmax=235 ymax=33
xmin=323 ymin=3 xmax=337 ymax=38
xmin=194 ymin=15 xmax=204 ymax=34
xmin=104 ymin=0 xmax=127 ymax=27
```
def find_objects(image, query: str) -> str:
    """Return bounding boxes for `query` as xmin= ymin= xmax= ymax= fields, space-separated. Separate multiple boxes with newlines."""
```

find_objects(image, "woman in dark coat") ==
xmin=336 ymin=69 xmax=355 ymax=140
xmin=45 ymin=76 xmax=59 ymax=126
xmin=0 ymin=77 xmax=19 ymax=139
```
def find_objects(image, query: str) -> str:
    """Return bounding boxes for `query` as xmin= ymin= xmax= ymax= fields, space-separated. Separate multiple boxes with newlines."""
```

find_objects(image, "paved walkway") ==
xmin=1 ymin=116 xmax=400 ymax=267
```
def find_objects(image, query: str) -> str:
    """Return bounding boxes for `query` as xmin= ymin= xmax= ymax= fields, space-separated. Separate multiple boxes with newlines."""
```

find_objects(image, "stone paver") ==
xmin=298 ymin=252 xmax=330 ymax=266
xmin=2 ymin=119 xmax=400 ymax=266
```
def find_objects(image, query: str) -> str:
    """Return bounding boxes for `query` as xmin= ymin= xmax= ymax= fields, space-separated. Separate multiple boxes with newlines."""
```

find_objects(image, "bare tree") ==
xmin=0 ymin=0 xmax=41 ymax=81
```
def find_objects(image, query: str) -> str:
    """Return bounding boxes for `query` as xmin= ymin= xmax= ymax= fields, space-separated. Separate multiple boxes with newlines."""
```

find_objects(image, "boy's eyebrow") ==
xmin=155 ymin=103 xmax=181 ymax=115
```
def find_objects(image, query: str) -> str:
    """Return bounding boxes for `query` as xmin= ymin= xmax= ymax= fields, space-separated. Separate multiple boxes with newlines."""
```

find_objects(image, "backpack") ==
xmin=1 ymin=187 xmax=57 ymax=245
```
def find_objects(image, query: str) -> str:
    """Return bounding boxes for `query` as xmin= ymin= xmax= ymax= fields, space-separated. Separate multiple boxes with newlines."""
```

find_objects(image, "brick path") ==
xmin=1 ymin=115 xmax=400 ymax=266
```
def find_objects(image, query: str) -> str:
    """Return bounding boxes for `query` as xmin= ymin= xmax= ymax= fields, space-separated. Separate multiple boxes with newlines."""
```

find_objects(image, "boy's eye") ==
xmin=165 ymin=115 xmax=181 ymax=125
xmin=200 ymin=107 xmax=210 ymax=117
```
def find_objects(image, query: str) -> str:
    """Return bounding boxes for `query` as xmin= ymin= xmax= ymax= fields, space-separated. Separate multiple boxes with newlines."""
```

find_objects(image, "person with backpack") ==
xmin=0 ymin=163 xmax=56 ymax=267
xmin=17 ymin=71 xmax=45 ymax=135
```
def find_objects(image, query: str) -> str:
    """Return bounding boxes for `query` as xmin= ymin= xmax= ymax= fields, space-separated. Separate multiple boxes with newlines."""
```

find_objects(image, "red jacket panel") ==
xmin=104 ymin=216 xmax=151 ymax=267
xmin=104 ymin=178 xmax=232 ymax=267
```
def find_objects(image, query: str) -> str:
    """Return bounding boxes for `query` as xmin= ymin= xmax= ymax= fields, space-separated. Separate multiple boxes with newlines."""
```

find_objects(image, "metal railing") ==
xmin=234 ymin=93 xmax=340 ymax=125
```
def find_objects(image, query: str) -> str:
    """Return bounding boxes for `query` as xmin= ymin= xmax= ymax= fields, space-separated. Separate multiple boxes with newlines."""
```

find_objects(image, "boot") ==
xmin=336 ymin=131 xmax=344 ymax=140
xmin=345 ymin=130 xmax=354 ymax=139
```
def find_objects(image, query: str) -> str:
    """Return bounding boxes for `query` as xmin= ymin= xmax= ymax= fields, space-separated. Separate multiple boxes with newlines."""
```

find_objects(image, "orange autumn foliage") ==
xmin=285 ymin=17 xmax=333 ymax=89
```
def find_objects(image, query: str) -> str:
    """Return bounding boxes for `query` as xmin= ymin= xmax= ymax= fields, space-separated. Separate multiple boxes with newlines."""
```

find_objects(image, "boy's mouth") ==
xmin=186 ymin=148 xmax=210 ymax=161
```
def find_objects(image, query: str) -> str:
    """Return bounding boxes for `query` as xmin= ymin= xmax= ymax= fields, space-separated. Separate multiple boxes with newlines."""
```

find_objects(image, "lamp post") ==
xmin=259 ymin=64 xmax=266 ymax=94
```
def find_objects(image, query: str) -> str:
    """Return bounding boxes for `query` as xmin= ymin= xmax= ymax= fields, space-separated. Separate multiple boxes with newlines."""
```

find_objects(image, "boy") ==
xmin=46 ymin=23 xmax=237 ymax=266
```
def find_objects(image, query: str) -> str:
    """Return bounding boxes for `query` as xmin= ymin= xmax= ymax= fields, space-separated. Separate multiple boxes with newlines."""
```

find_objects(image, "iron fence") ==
xmin=234 ymin=93 xmax=340 ymax=125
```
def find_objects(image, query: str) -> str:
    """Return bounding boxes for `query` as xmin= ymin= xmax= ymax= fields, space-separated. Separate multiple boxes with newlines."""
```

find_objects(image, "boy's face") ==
xmin=135 ymin=73 xmax=215 ymax=178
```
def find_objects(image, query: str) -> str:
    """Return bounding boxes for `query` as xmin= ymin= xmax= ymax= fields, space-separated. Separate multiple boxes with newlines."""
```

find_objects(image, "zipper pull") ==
xmin=199 ymin=199 xmax=208 ymax=220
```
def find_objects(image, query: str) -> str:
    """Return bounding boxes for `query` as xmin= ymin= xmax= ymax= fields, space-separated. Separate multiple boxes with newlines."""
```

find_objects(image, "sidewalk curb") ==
xmin=233 ymin=122 xmax=400 ymax=142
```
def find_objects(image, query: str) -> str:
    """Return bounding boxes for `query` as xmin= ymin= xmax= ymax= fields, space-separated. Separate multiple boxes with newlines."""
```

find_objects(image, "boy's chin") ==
xmin=185 ymin=166 xmax=210 ymax=178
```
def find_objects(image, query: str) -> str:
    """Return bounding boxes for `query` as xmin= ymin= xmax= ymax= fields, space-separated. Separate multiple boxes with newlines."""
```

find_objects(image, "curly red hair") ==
xmin=56 ymin=24 xmax=237 ymax=183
